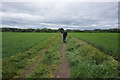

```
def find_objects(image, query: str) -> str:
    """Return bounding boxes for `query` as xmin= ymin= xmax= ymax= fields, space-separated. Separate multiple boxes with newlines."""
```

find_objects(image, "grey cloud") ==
xmin=1 ymin=2 xmax=118 ymax=30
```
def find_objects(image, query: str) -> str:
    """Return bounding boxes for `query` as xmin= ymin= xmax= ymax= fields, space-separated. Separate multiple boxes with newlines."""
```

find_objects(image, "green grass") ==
xmin=2 ymin=34 xmax=58 ymax=78
xmin=2 ymin=32 xmax=56 ymax=58
xmin=28 ymin=33 xmax=62 ymax=78
xmin=66 ymin=36 xmax=119 ymax=78
xmin=70 ymin=33 xmax=119 ymax=59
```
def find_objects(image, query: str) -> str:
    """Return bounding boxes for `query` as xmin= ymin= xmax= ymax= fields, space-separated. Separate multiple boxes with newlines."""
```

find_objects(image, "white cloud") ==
xmin=91 ymin=24 xmax=97 ymax=27
xmin=105 ymin=25 xmax=112 ymax=27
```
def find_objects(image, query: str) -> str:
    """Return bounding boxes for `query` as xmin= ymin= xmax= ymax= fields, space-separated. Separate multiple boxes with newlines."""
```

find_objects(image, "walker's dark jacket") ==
xmin=63 ymin=31 xmax=67 ymax=37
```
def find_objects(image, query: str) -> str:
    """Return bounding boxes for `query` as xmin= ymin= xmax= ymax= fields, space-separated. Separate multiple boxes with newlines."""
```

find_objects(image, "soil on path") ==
xmin=23 ymin=37 xmax=57 ymax=78
xmin=55 ymin=35 xmax=70 ymax=78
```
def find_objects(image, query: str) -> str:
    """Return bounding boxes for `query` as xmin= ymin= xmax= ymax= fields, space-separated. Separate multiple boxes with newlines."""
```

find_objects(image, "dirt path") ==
xmin=23 ymin=37 xmax=57 ymax=78
xmin=23 ymin=54 xmax=44 ymax=77
xmin=55 ymin=35 xmax=70 ymax=78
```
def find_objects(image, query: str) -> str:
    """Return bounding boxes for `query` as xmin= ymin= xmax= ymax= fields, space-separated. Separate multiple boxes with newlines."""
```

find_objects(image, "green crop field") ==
xmin=2 ymin=32 xmax=62 ymax=78
xmin=70 ymin=33 xmax=119 ymax=60
xmin=2 ymin=32 xmax=120 ymax=78
xmin=2 ymin=32 xmax=56 ymax=58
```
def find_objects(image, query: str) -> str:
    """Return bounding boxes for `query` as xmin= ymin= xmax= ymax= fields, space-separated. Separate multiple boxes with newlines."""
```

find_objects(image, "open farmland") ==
xmin=70 ymin=33 xmax=119 ymax=60
xmin=2 ymin=32 xmax=62 ymax=78
xmin=2 ymin=32 xmax=56 ymax=58
xmin=2 ymin=32 xmax=120 ymax=78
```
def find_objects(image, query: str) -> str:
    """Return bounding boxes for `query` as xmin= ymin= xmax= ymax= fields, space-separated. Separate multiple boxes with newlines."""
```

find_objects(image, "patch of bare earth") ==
xmin=55 ymin=35 xmax=70 ymax=78
xmin=23 ymin=54 xmax=44 ymax=78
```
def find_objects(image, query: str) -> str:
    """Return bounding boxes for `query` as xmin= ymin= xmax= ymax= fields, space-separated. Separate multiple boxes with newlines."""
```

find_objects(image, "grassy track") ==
xmin=28 ymin=33 xmax=62 ymax=78
xmin=2 ymin=32 xmax=56 ymax=58
xmin=2 ymin=33 xmax=59 ymax=78
xmin=66 ymin=36 xmax=119 ymax=78
xmin=70 ymin=33 xmax=119 ymax=59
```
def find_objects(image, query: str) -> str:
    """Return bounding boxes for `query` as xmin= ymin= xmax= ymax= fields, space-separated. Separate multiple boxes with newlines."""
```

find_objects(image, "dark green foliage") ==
xmin=1 ymin=28 xmax=120 ymax=33
xmin=58 ymin=28 xmax=64 ymax=33
xmin=1 ymin=28 xmax=58 ymax=33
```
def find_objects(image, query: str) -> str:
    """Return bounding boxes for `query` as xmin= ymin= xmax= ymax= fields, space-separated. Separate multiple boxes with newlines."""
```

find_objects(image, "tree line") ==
xmin=1 ymin=28 xmax=120 ymax=33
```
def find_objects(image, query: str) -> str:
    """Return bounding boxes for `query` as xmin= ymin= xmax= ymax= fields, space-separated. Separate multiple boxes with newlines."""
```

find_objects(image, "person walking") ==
xmin=63 ymin=30 xmax=67 ymax=43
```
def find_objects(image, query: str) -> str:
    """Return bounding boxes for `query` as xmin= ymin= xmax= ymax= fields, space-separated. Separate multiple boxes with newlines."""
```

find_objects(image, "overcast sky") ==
xmin=1 ymin=1 xmax=118 ymax=30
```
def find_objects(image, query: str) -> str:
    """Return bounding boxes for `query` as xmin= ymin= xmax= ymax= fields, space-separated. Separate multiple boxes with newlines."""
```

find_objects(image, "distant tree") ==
xmin=2 ymin=27 xmax=120 ymax=33
xmin=58 ymin=28 xmax=64 ymax=33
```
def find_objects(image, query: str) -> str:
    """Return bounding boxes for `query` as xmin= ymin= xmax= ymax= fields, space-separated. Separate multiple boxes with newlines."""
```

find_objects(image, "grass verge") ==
xmin=27 ymin=33 xmax=62 ymax=78
xmin=66 ymin=36 xmax=119 ymax=78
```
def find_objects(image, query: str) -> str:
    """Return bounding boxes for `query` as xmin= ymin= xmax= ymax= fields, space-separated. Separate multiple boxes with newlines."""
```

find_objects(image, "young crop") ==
xmin=2 ymin=32 xmax=56 ymax=58
xmin=70 ymin=33 xmax=119 ymax=60
xmin=2 ymin=33 xmax=57 ymax=78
